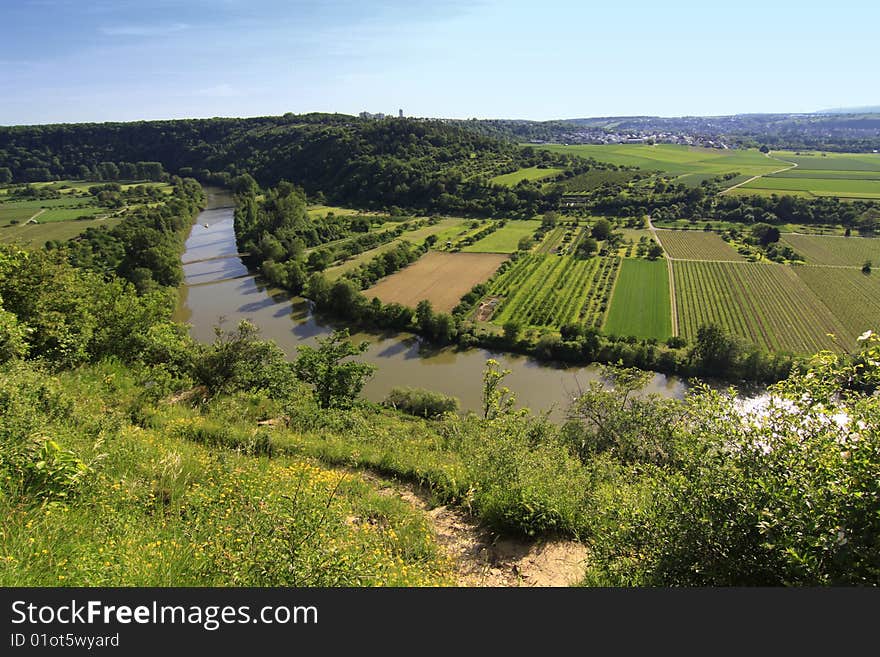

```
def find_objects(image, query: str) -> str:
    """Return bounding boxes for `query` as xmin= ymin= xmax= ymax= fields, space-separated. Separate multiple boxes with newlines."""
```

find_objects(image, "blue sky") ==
xmin=1 ymin=0 xmax=878 ymax=125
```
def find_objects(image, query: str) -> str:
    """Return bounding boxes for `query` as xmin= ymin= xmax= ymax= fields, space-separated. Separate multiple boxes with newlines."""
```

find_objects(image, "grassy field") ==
xmin=0 ymin=216 xmax=123 ymax=246
xmin=462 ymin=220 xmax=540 ymax=253
xmin=0 ymin=197 xmax=106 ymax=227
xmin=366 ymin=251 xmax=507 ymax=312
xmin=780 ymin=234 xmax=880 ymax=267
xmin=655 ymin=230 xmax=745 ymax=261
xmin=491 ymin=166 xmax=564 ymax=186
xmin=770 ymin=150 xmax=880 ymax=171
xmin=306 ymin=204 xmax=385 ymax=219
xmin=529 ymin=144 xmax=787 ymax=180
xmin=603 ymin=259 xmax=671 ymax=340
xmin=673 ymin=261 xmax=845 ymax=353
xmin=0 ymin=180 xmax=170 ymax=244
xmin=489 ymin=254 xmax=620 ymax=329
xmin=739 ymin=175 xmax=880 ymax=199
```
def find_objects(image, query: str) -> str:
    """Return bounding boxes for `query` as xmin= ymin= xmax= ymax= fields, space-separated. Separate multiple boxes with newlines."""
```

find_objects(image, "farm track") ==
xmin=25 ymin=208 xmax=46 ymax=223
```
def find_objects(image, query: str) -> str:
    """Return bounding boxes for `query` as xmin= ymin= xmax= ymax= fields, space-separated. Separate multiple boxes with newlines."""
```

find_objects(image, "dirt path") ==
xmin=24 ymin=208 xmax=46 ymax=223
xmin=647 ymin=214 xmax=678 ymax=336
xmin=358 ymin=471 xmax=589 ymax=587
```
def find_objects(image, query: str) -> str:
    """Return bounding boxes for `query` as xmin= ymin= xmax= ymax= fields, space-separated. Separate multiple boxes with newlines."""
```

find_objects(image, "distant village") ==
xmin=529 ymin=132 xmax=731 ymax=149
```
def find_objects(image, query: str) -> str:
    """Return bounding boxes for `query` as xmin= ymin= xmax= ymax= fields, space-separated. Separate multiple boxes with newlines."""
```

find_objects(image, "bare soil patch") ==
xmin=366 ymin=251 xmax=507 ymax=313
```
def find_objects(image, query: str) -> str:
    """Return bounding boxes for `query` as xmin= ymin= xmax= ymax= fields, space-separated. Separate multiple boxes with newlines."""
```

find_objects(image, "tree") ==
xmin=759 ymin=144 xmax=770 ymax=153
xmin=517 ymin=235 xmax=534 ymax=251
xmin=503 ymin=320 xmax=521 ymax=342
xmin=0 ymin=167 xmax=11 ymax=184
xmin=307 ymin=248 xmax=332 ymax=272
xmin=481 ymin=359 xmax=516 ymax=420
xmin=231 ymin=173 xmax=259 ymax=196
xmin=751 ymin=223 xmax=780 ymax=246
xmin=591 ymin=218 xmax=612 ymax=241
xmin=577 ymin=237 xmax=598 ymax=258
xmin=646 ymin=243 xmax=664 ymax=260
xmin=293 ymin=329 xmax=376 ymax=409
xmin=193 ymin=320 xmax=296 ymax=397
xmin=541 ymin=211 xmax=558 ymax=229
xmin=689 ymin=324 xmax=741 ymax=374
xmin=416 ymin=299 xmax=434 ymax=333
xmin=862 ymin=260 xmax=872 ymax=274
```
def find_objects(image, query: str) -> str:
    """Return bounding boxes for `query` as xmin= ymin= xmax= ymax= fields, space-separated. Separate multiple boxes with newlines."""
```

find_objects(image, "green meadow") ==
xmin=462 ymin=220 xmax=540 ymax=253
xmin=604 ymin=258 xmax=671 ymax=340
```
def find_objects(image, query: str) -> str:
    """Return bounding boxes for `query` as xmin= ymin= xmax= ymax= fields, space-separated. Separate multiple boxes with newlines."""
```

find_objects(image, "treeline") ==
xmin=55 ymin=176 xmax=205 ymax=293
xmin=0 ymin=114 xmax=599 ymax=217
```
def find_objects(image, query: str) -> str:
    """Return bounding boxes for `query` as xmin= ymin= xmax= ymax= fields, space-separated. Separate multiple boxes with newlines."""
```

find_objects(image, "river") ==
xmin=174 ymin=188 xmax=688 ymax=417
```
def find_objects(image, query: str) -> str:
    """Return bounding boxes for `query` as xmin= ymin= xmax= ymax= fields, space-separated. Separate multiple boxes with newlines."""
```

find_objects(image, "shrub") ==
xmin=384 ymin=387 xmax=459 ymax=418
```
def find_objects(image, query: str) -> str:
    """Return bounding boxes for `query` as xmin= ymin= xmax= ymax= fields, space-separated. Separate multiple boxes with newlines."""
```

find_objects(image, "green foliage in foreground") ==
xmin=1 ymin=240 xmax=879 ymax=586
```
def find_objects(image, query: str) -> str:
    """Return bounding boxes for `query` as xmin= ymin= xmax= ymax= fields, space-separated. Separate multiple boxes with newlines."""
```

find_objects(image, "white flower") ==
xmin=857 ymin=330 xmax=874 ymax=342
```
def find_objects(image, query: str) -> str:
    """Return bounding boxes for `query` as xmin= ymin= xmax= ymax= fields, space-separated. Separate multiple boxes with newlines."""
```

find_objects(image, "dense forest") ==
xmin=0 ymin=114 xmax=593 ymax=217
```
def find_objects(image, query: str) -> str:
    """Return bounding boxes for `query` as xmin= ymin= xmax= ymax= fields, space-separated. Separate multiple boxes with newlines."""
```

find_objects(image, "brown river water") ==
xmin=174 ymin=189 xmax=688 ymax=418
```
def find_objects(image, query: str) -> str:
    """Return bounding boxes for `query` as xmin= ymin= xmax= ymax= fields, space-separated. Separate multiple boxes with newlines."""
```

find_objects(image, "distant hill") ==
xmin=451 ymin=112 xmax=880 ymax=152
xmin=816 ymin=106 xmax=880 ymax=114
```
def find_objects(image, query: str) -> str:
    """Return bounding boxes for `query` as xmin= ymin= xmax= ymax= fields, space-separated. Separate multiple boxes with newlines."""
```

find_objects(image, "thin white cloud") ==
xmin=100 ymin=22 xmax=189 ymax=37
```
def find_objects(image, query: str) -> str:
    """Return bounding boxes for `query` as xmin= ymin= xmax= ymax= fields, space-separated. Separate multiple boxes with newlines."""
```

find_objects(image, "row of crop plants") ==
xmin=674 ymin=261 xmax=844 ymax=353
xmin=579 ymin=256 xmax=621 ymax=328
xmin=792 ymin=267 xmax=880 ymax=343
xmin=487 ymin=253 xmax=620 ymax=329
xmin=535 ymin=226 xmax=565 ymax=254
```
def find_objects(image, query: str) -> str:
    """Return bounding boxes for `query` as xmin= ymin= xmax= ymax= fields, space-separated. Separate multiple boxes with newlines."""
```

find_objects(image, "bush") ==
xmin=0 ymin=363 xmax=93 ymax=502
xmin=384 ymin=387 xmax=459 ymax=418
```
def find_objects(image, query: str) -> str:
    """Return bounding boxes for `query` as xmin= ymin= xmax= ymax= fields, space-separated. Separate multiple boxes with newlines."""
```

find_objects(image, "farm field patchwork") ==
xmin=324 ymin=219 xmax=466 ymax=280
xmin=488 ymin=254 xmax=620 ymax=329
xmin=529 ymin=144 xmax=788 ymax=180
xmin=655 ymin=230 xmax=745 ymax=261
xmin=604 ymin=259 xmax=671 ymax=340
xmin=728 ymin=150 xmax=880 ymax=199
xmin=780 ymin=234 xmax=880 ymax=267
xmin=673 ymin=261 xmax=846 ymax=353
xmin=462 ymin=220 xmax=540 ymax=253
xmin=490 ymin=166 xmax=564 ymax=186
xmin=738 ymin=175 xmax=880 ymax=199
xmin=365 ymin=251 xmax=507 ymax=312
xmin=793 ymin=267 xmax=880 ymax=342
